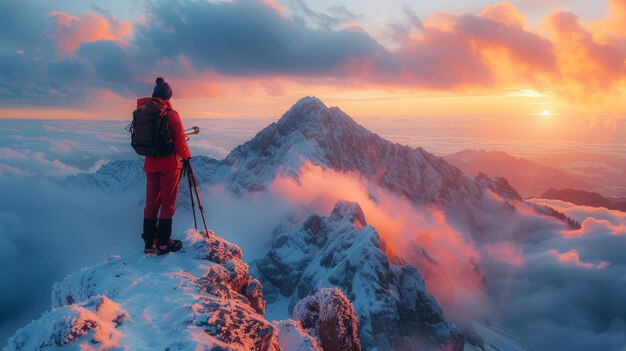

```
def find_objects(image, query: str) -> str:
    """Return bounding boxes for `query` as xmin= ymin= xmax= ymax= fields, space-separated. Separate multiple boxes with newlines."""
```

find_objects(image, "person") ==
xmin=140 ymin=77 xmax=191 ymax=255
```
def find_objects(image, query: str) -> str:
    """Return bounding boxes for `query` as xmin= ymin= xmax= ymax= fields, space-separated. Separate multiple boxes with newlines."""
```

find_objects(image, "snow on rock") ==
xmin=219 ymin=96 xmax=484 ymax=206
xmin=7 ymin=295 xmax=126 ymax=350
xmin=255 ymin=201 xmax=464 ymax=350
xmin=292 ymin=288 xmax=361 ymax=351
xmin=7 ymin=229 xmax=282 ymax=351
xmin=274 ymin=320 xmax=322 ymax=351
xmin=64 ymin=158 xmax=144 ymax=192
xmin=474 ymin=173 xmax=522 ymax=202
xmin=330 ymin=200 xmax=367 ymax=230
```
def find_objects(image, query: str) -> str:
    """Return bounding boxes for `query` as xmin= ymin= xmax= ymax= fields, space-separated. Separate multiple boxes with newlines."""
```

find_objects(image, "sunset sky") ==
xmin=1 ymin=0 xmax=626 ymax=119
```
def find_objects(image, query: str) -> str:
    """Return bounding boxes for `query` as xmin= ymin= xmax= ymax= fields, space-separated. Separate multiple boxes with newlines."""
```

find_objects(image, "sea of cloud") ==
xmin=0 ymin=118 xmax=625 ymax=350
xmin=267 ymin=162 xmax=626 ymax=350
xmin=0 ymin=118 xmax=271 ymax=177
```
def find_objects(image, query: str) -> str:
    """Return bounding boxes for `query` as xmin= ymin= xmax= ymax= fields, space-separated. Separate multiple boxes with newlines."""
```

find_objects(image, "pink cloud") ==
xmin=48 ymin=12 xmax=132 ymax=54
xmin=527 ymin=198 xmax=626 ymax=236
xmin=339 ymin=2 xmax=558 ymax=90
xmin=575 ymin=217 xmax=626 ymax=236
xmin=261 ymin=0 xmax=288 ymax=18
xmin=267 ymin=161 xmax=483 ymax=302
xmin=550 ymin=249 xmax=609 ymax=269
xmin=544 ymin=9 xmax=626 ymax=99
xmin=335 ymin=2 xmax=626 ymax=102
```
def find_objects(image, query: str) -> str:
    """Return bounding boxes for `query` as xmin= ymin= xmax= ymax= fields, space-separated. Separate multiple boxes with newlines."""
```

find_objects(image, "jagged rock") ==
xmin=256 ymin=201 xmax=464 ymax=350
xmin=7 ymin=295 xmax=126 ymax=350
xmin=293 ymin=288 xmax=361 ymax=351
xmin=330 ymin=200 xmax=367 ymax=230
xmin=403 ymin=242 xmax=456 ymax=308
xmin=7 ymin=230 xmax=281 ymax=351
xmin=475 ymin=172 xmax=523 ymax=201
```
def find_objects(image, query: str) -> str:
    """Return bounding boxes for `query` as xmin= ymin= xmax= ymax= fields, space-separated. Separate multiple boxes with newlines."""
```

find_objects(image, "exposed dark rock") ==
xmin=293 ymin=288 xmax=361 ymax=351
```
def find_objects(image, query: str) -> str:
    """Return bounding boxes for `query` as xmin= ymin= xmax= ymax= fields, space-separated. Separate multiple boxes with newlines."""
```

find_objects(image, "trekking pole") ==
xmin=185 ymin=161 xmax=209 ymax=235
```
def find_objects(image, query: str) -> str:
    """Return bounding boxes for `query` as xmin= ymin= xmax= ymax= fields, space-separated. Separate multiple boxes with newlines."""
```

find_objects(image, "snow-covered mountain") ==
xmin=254 ymin=200 xmax=464 ymax=351
xmin=5 ymin=229 xmax=360 ymax=351
xmin=69 ymin=97 xmax=572 ymax=218
xmin=65 ymin=159 xmax=145 ymax=193
xmin=65 ymin=156 xmax=221 ymax=193
xmin=67 ymin=97 xmax=487 ymax=206
xmin=214 ymin=97 xmax=483 ymax=206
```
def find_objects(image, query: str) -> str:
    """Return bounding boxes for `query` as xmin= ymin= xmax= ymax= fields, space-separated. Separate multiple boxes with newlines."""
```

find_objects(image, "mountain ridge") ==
xmin=6 ymin=229 xmax=364 ymax=351
xmin=444 ymin=149 xmax=596 ymax=198
xmin=540 ymin=188 xmax=626 ymax=212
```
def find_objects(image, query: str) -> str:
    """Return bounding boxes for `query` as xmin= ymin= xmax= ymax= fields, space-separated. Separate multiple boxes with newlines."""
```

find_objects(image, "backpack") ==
xmin=129 ymin=99 xmax=175 ymax=157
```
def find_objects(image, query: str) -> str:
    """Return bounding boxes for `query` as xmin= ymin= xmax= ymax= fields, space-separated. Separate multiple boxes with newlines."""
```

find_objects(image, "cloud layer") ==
xmin=1 ymin=0 xmax=626 ymax=108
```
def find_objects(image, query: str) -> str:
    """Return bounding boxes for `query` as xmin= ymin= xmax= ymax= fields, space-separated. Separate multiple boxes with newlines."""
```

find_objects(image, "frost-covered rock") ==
xmin=64 ymin=158 xmax=144 ymax=192
xmin=7 ymin=295 xmax=126 ymax=350
xmin=475 ymin=173 xmax=522 ymax=202
xmin=274 ymin=320 xmax=322 ymax=351
xmin=293 ymin=288 xmax=361 ymax=351
xmin=255 ymin=201 xmax=464 ymax=350
xmin=7 ymin=230 xmax=282 ymax=351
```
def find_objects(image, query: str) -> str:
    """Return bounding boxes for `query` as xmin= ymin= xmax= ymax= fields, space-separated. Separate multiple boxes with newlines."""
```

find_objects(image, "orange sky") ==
xmin=1 ymin=0 xmax=626 ymax=120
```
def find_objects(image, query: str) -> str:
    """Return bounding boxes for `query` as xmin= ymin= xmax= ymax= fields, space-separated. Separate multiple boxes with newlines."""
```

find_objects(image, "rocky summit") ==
xmin=255 ymin=200 xmax=464 ymax=351
xmin=6 ymin=229 xmax=361 ymax=351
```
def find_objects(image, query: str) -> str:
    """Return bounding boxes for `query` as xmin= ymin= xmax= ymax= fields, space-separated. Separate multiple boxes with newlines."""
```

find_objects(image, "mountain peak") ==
xmin=220 ymin=96 xmax=484 ymax=204
xmin=330 ymin=200 xmax=367 ymax=230
xmin=292 ymin=96 xmax=327 ymax=110
xmin=276 ymin=96 xmax=356 ymax=136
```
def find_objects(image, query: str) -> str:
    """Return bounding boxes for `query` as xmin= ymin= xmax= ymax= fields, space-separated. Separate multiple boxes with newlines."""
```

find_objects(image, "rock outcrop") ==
xmin=293 ymin=288 xmax=361 ymax=351
xmin=255 ymin=201 xmax=464 ymax=350
xmin=8 ymin=230 xmax=281 ymax=351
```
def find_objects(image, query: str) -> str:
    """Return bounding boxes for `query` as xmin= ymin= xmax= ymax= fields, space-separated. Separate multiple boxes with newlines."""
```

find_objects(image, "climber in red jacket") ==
xmin=141 ymin=77 xmax=191 ymax=255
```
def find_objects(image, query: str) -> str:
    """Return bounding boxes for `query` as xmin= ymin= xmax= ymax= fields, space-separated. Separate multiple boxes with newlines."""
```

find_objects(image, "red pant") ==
xmin=144 ymin=168 xmax=181 ymax=219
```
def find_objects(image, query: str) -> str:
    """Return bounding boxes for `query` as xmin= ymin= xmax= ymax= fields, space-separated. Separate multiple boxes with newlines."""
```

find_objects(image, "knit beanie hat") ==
xmin=152 ymin=77 xmax=172 ymax=100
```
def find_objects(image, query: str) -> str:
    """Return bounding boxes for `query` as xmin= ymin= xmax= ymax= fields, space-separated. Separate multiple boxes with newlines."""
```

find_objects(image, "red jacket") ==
xmin=138 ymin=97 xmax=191 ymax=173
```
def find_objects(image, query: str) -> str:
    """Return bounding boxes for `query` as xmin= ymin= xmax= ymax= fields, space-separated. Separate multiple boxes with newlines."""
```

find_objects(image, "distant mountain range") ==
xmin=540 ymin=188 xmax=626 ymax=212
xmin=444 ymin=149 xmax=595 ymax=198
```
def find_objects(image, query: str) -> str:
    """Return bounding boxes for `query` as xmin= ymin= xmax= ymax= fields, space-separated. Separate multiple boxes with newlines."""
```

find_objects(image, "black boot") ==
xmin=142 ymin=218 xmax=158 ymax=254
xmin=156 ymin=218 xmax=183 ymax=255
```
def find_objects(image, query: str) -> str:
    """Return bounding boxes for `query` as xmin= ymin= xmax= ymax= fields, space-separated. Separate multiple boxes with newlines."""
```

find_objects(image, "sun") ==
xmin=541 ymin=109 xmax=551 ymax=117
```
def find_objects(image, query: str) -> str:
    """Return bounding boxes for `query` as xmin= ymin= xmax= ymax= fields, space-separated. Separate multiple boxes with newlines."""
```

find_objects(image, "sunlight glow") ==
xmin=542 ymin=109 xmax=551 ymax=117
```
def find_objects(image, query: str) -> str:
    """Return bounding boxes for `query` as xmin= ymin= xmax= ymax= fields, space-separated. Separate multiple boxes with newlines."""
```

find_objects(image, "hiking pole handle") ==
xmin=184 ymin=126 xmax=200 ymax=136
